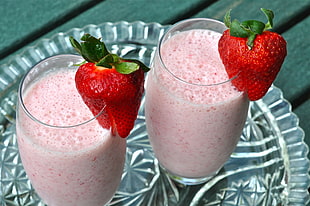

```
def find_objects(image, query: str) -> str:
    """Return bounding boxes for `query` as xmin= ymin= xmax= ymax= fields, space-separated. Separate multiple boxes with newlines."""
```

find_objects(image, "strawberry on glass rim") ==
xmin=218 ymin=8 xmax=287 ymax=101
xmin=70 ymin=34 xmax=150 ymax=138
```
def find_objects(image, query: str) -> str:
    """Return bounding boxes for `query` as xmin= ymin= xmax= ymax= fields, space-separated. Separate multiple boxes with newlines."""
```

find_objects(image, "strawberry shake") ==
xmin=16 ymin=55 xmax=126 ymax=206
xmin=145 ymin=19 xmax=249 ymax=185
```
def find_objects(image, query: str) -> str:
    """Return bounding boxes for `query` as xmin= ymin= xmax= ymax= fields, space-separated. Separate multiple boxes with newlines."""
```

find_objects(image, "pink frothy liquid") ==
xmin=16 ymin=56 xmax=126 ymax=206
xmin=145 ymin=28 xmax=249 ymax=181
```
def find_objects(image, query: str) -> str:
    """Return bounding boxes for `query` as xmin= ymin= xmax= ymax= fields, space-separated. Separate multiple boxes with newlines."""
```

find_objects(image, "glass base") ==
xmin=160 ymin=164 xmax=218 ymax=186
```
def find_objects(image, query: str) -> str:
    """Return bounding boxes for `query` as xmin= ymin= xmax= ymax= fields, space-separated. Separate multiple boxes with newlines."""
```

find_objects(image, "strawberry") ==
xmin=70 ymin=34 xmax=149 ymax=138
xmin=218 ymin=8 xmax=287 ymax=101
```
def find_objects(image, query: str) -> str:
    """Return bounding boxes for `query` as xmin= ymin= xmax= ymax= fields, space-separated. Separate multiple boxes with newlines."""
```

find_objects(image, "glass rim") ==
xmin=18 ymin=54 xmax=104 ymax=129
xmin=157 ymin=18 xmax=238 ymax=87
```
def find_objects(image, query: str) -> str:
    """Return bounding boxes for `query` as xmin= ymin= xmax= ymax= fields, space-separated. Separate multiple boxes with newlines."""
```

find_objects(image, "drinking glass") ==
xmin=145 ymin=18 xmax=250 ymax=185
xmin=16 ymin=55 xmax=126 ymax=206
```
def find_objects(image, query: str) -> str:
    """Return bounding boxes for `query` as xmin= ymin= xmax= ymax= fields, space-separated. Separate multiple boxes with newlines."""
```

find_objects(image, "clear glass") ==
xmin=16 ymin=54 xmax=126 ymax=206
xmin=145 ymin=18 xmax=250 ymax=185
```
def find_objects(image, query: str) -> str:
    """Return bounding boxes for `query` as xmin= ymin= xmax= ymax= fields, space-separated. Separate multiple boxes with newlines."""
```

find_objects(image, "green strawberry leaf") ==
xmin=261 ymin=8 xmax=274 ymax=30
xmin=115 ymin=62 xmax=139 ymax=74
xmin=224 ymin=9 xmax=232 ymax=28
xmin=70 ymin=34 xmax=109 ymax=63
xmin=69 ymin=37 xmax=83 ymax=54
xmin=241 ymin=20 xmax=265 ymax=35
xmin=96 ymin=54 xmax=141 ymax=74
xmin=97 ymin=54 xmax=120 ymax=68
xmin=125 ymin=59 xmax=151 ymax=72
xmin=80 ymin=34 xmax=109 ymax=62
xmin=230 ymin=19 xmax=249 ymax=38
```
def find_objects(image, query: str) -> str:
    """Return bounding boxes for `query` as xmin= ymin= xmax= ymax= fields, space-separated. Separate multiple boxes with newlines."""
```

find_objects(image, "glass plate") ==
xmin=0 ymin=21 xmax=309 ymax=206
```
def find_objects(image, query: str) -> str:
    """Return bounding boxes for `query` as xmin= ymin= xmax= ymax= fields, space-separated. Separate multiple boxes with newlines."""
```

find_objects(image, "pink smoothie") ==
xmin=16 ymin=62 xmax=126 ymax=206
xmin=145 ymin=29 xmax=249 ymax=179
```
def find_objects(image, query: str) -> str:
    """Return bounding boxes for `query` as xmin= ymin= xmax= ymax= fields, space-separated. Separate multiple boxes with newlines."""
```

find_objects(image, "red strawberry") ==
xmin=70 ymin=34 xmax=149 ymax=137
xmin=218 ymin=8 xmax=287 ymax=101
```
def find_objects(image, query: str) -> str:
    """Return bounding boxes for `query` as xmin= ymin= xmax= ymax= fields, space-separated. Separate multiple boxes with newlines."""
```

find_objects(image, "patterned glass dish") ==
xmin=0 ymin=21 xmax=309 ymax=206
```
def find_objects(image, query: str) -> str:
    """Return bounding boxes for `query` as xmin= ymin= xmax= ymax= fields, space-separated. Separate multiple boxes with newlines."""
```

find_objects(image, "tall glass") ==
xmin=16 ymin=55 xmax=126 ymax=206
xmin=145 ymin=18 xmax=249 ymax=185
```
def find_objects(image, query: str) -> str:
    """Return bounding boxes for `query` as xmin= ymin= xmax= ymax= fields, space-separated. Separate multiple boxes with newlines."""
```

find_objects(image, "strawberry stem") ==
xmin=224 ymin=8 xmax=275 ymax=49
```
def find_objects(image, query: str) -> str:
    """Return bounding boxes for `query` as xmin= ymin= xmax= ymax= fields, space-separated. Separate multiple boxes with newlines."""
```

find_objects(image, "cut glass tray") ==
xmin=0 ymin=21 xmax=309 ymax=206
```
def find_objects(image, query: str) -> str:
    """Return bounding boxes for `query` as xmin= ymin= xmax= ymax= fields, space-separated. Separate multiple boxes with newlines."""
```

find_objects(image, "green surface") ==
xmin=0 ymin=0 xmax=211 ymax=64
xmin=0 ymin=0 xmax=96 ymax=59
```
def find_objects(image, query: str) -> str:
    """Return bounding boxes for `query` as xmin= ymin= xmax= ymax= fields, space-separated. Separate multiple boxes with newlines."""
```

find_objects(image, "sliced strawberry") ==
xmin=70 ymin=34 xmax=149 ymax=138
xmin=218 ymin=8 xmax=287 ymax=101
